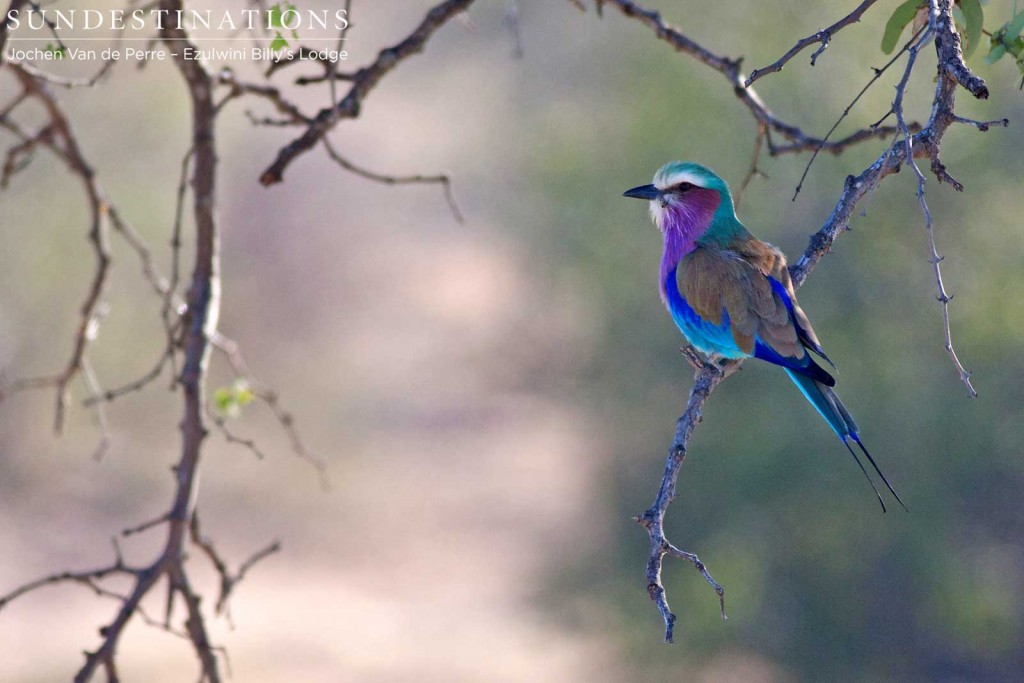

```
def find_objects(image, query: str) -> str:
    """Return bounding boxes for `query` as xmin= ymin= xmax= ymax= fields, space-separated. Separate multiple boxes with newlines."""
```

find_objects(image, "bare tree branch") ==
xmin=791 ymin=25 xmax=927 ymax=200
xmin=259 ymin=0 xmax=476 ymax=185
xmin=0 ymin=4 xmax=234 ymax=680
xmin=6 ymin=65 xmax=113 ymax=436
xmin=634 ymin=358 xmax=739 ymax=642
xmin=215 ymin=69 xmax=311 ymax=124
xmin=745 ymin=0 xmax=881 ymax=86
xmin=322 ymin=137 xmax=464 ymax=223
xmin=211 ymin=332 xmax=330 ymax=488
xmin=598 ymin=0 xmax=902 ymax=158
xmin=328 ymin=0 xmax=354 ymax=106
xmin=190 ymin=513 xmax=281 ymax=622
xmin=734 ymin=123 xmax=767 ymax=209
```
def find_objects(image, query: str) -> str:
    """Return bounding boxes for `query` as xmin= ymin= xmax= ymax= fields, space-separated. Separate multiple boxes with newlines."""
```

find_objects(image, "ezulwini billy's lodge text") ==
xmin=4 ymin=45 xmax=349 ymax=63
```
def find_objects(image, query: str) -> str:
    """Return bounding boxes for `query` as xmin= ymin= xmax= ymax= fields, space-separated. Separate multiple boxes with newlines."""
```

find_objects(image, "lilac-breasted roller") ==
xmin=624 ymin=161 xmax=904 ymax=511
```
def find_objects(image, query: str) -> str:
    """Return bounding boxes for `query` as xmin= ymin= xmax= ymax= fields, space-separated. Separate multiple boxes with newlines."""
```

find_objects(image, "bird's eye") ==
xmin=675 ymin=182 xmax=694 ymax=193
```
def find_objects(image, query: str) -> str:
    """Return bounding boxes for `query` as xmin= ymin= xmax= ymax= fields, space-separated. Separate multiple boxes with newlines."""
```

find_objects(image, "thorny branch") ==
xmin=42 ymin=0 xmax=231 ymax=677
xmin=2 ymin=65 xmax=113 ymax=442
xmin=594 ymin=0 xmax=908 ymax=159
xmin=597 ymin=0 xmax=1001 ymax=642
xmin=791 ymin=25 xmax=927 ymax=201
xmin=745 ymin=0 xmax=881 ymax=85
xmin=2 ymin=2 xmax=319 ymax=680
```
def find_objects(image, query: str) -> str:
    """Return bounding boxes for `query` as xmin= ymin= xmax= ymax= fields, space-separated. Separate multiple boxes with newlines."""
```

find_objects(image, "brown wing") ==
xmin=730 ymin=236 xmax=826 ymax=357
xmin=678 ymin=246 xmax=801 ymax=358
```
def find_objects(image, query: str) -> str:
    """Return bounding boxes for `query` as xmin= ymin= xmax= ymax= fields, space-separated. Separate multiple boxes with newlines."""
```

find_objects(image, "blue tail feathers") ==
xmin=784 ymin=369 xmax=906 ymax=512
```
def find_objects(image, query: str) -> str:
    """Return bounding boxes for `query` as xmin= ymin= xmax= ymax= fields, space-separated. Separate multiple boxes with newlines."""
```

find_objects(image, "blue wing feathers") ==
xmin=755 ymin=341 xmax=836 ymax=386
xmin=664 ymin=266 xmax=836 ymax=384
xmin=663 ymin=259 xmax=903 ymax=510
xmin=663 ymin=267 xmax=745 ymax=358
xmin=766 ymin=276 xmax=834 ymax=368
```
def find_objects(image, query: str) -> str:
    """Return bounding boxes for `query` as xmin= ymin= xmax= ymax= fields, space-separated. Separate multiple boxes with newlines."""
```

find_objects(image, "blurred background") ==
xmin=1 ymin=0 xmax=1023 ymax=680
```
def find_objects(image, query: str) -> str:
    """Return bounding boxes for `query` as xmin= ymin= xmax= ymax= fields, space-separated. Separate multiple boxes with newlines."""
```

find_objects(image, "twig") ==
xmin=0 ymin=374 xmax=60 ymax=404
xmin=7 ymin=65 xmax=113 ymax=436
xmin=745 ymin=0 xmax=881 ymax=86
xmin=215 ymin=69 xmax=310 ymax=124
xmin=328 ymin=0 xmax=354 ymax=107
xmin=259 ymin=0 xmax=476 ymax=185
xmin=207 ymin=405 xmax=268 ymax=460
xmin=891 ymin=3 xmax=977 ymax=397
xmin=951 ymin=115 xmax=1009 ymax=131
xmin=80 ymin=357 xmax=111 ymax=460
xmin=210 ymin=332 xmax=330 ymax=489
xmin=122 ymin=513 xmax=171 ymax=537
xmin=0 ymin=557 xmax=138 ymax=610
xmin=190 ymin=512 xmax=280 ymax=621
xmin=734 ymin=123 xmax=767 ymax=210
xmin=322 ymin=137 xmax=464 ymax=223
xmin=83 ymin=342 xmax=175 ymax=406
xmin=634 ymin=359 xmax=739 ymax=642
xmin=292 ymin=70 xmax=358 ymax=86
xmin=0 ymin=122 xmax=53 ymax=188
xmin=601 ymin=0 xmax=902 ymax=159
xmin=791 ymin=26 xmax=927 ymax=201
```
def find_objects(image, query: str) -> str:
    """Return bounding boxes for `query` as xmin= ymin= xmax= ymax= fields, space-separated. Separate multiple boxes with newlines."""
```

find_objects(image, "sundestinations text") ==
xmin=4 ymin=8 xmax=350 ymax=32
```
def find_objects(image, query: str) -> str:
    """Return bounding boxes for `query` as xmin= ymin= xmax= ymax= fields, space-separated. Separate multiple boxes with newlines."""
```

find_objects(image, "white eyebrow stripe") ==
xmin=654 ymin=169 xmax=705 ymax=190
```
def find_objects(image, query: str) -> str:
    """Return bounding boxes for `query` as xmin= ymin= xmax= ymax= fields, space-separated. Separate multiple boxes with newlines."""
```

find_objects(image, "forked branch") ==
xmin=259 ymin=0 xmax=476 ymax=185
xmin=745 ymin=0 xmax=882 ymax=85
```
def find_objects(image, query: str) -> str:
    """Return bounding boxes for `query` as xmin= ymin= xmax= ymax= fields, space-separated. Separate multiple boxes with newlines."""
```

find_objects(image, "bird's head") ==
xmin=623 ymin=162 xmax=737 ymax=241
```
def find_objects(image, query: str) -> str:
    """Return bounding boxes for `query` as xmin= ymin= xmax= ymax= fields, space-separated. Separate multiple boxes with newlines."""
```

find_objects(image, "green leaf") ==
xmin=268 ymin=3 xmax=283 ymax=28
xmin=270 ymin=32 xmax=288 ymax=51
xmin=233 ymin=379 xmax=254 ymax=407
xmin=214 ymin=387 xmax=235 ymax=413
xmin=985 ymin=42 xmax=1007 ymax=64
xmin=882 ymin=0 xmax=922 ymax=54
xmin=44 ymin=42 xmax=65 ymax=58
xmin=1006 ymin=9 xmax=1024 ymax=38
xmin=268 ymin=2 xmax=297 ymax=30
xmin=959 ymin=0 xmax=984 ymax=58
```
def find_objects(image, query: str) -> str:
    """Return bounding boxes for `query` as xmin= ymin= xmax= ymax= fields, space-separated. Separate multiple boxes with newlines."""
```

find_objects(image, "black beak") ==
xmin=623 ymin=184 xmax=661 ymax=200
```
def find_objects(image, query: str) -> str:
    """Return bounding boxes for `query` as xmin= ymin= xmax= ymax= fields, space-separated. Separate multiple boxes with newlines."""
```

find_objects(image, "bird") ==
xmin=623 ymin=161 xmax=905 ymax=512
